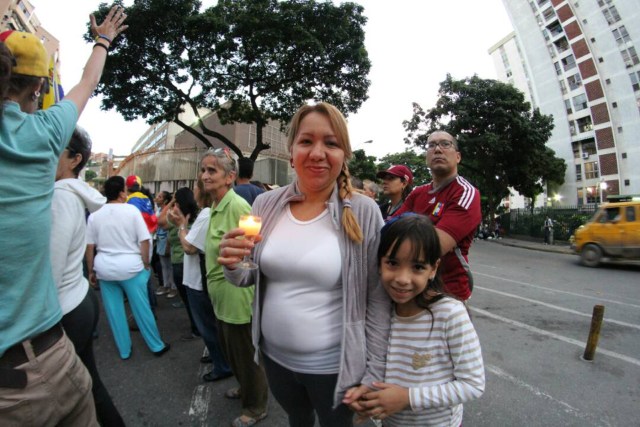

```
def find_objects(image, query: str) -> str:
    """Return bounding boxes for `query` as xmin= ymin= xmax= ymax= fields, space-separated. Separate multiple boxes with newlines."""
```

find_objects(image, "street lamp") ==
xmin=599 ymin=180 xmax=608 ymax=203
xmin=353 ymin=139 xmax=373 ymax=151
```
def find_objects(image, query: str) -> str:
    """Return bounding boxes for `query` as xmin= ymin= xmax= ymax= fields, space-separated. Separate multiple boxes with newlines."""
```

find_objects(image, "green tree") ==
xmin=89 ymin=0 xmax=371 ymax=161
xmin=403 ymin=74 xmax=565 ymax=219
xmin=84 ymin=169 xmax=97 ymax=182
xmin=376 ymin=149 xmax=431 ymax=187
xmin=347 ymin=149 xmax=378 ymax=181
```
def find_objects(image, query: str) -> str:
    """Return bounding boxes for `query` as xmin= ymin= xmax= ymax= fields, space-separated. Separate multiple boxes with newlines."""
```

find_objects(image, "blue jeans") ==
xmin=185 ymin=287 xmax=231 ymax=376
xmin=262 ymin=354 xmax=353 ymax=427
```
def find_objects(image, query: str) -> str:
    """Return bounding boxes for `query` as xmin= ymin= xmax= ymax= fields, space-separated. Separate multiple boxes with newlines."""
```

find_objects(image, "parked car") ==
xmin=571 ymin=196 xmax=640 ymax=267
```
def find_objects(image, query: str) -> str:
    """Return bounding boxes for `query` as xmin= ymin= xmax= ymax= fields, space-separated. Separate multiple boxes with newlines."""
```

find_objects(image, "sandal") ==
xmin=225 ymin=387 xmax=241 ymax=399
xmin=231 ymin=412 xmax=267 ymax=427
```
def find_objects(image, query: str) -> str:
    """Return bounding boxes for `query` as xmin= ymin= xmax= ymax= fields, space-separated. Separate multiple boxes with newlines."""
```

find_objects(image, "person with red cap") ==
xmin=0 ymin=5 xmax=127 ymax=425
xmin=126 ymin=175 xmax=158 ymax=233
xmin=125 ymin=174 xmax=159 ymax=325
xmin=376 ymin=165 xmax=414 ymax=220
xmin=392 ymin=131 xmax=481 ymax=302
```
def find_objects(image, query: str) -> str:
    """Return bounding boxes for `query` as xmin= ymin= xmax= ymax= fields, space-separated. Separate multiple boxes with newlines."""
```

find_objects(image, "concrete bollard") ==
xmin=583 ymin=305 xmax=605 ymax=361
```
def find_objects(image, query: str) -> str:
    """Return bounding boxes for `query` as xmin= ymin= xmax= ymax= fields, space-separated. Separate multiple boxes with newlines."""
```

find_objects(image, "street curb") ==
xmin=489 ymin=239 xmax=573 ymax=255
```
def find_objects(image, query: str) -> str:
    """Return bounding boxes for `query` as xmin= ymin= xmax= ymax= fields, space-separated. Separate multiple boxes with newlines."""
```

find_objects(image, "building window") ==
xmin=554 ymin=37 xmax=570 ymax=54
xmin=567 ymin=73 xmax=582 ymax=90
xmin=584 ymin=161 xmax=599 ymax=179
xmin=612 ymin=26 xmax=631 ymax=45
xmin=582 ymin=139 xmax=597 ymax=156
xmin=542 ymin=7 xmax=556 ymax=22
xmin=621 ymin=47 xmax=640 ymax=68
xmin=625 ymin=179 xmax=630 ymax=186
xmin=560 ymin=80 xmax=568 ymax=94
xmin=577 ymin=116 xmax=593 ymax=132
xmin=597 ymin=0 xmax=613 ymax=6
xmin=537 ymin=0 xmax=549 ymax=5
xmin=565 ymin=99 xmax=573 ymax=115
xmin=562 ymin=54 xmax=577 ymax=71
xmin=602 ymin=6 xmax=621 ymax=25
xmin=547 ymin=21 xmax=564 ymax=37
xmin=575 ymin=164 xmax=582 ymax=181
xmin=554 ymin=61 xmax=562 ymax=75
xmin=573 ymin=93 xmax=588 ymax=111
xmin=617 ymin=126 xmax=623 ymax=133
xmin=630 ymin=71 xmax=640 ymax=91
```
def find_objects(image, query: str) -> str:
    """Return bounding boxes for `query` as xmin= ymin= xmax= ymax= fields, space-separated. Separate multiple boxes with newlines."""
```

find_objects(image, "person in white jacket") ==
xmin=51 ymin=127 xmax=125 ymax=426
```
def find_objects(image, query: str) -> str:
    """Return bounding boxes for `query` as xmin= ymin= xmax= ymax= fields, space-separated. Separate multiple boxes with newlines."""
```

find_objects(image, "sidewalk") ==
xmin=487 ymin=236 xmax=573 ymax=255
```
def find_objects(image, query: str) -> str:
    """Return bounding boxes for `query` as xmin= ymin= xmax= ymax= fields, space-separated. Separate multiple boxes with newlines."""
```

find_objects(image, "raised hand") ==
xmin=90 ymin=5 xmax=128 ymax=43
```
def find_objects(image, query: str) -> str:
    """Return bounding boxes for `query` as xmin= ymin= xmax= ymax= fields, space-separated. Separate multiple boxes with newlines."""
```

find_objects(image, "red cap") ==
xmin=126 ymin=175 xmax=142 ymax=189
xmin=376 ymin=165 xmax=413 ymax=186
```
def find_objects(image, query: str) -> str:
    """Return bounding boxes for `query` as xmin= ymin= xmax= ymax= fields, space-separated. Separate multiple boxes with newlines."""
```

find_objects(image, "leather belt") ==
xmin=0 ymin=323 xmax=63 ymax=369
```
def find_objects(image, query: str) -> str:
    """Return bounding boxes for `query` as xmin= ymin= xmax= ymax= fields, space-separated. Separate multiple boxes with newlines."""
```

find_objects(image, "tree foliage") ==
xmin=89 ymin=0 xmax=371 ymax=160
xmin=84 ymin=169 xmax=97 ymax=182
xmin=347 ymin=149 xmax=378 ymax=181
xmin=403 ymin=74 xmax=565 ymax=218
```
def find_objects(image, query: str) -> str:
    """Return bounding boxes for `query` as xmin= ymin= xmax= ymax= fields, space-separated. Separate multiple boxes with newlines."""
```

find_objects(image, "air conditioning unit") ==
xmin=582 ymin=152 xmax=590 ymax=159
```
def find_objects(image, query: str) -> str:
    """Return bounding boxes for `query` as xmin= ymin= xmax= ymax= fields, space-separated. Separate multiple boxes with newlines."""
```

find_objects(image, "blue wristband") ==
xmin=97 ymin=34 xmax=112 ymax=43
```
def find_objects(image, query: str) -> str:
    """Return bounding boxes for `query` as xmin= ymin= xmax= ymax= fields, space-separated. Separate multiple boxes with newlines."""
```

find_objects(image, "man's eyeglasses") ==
xmin=426 ymin=140 xmax=456 ymax=150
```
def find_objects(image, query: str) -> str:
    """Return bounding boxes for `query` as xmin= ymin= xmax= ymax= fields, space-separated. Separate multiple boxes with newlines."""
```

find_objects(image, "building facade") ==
xmin=1 ymin=0 xmax=59 ymax=59
xmin=491 ymin=0 xmax=639 ymax=205
xmin=116 ymin=108 xmax=291 ymax=194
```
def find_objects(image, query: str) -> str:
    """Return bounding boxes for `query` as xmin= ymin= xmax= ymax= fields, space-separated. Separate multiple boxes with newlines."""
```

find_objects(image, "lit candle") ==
xmin=238 ymin=215 xmax=261 ymax=237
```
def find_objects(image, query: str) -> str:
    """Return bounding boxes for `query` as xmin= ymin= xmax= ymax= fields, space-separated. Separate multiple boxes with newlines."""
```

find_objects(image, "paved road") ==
xmin=92 ymin=239 xmax=639 ymax=426
xmin=466 ymin=240 xmax=639 ymax=426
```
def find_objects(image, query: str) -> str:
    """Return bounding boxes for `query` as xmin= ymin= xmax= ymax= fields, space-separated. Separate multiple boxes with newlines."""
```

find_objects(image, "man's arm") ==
xmin=436 ymin=229 xmax=458 ymax=256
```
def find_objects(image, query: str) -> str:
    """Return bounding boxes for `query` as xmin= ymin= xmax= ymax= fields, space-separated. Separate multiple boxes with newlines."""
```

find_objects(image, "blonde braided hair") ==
xmin=338 ymin=162 xmax=364 ymax=243
xmin=287 ymin=102 xmax=363 ymax=243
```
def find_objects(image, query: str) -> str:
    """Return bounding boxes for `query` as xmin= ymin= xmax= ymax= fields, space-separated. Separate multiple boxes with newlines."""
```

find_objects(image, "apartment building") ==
xmin=491 ymin=0 xmax=639 ymax=205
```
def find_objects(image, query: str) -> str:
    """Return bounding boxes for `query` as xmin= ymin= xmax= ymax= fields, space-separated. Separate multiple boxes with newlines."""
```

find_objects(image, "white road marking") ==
xmin=475 ymin=271 xmax=640 ymax=308
xmin=474 ymin=263 xmax=497 ymax=269
xmin=188 ymin=385 xmax=211 ymax=426
xmin=485 ymin=364 xmax=613 ymax=427
xmin=471 ymin=307 xmax=640 ymax=368
xmin=188 ymin=347 xmax=211 ymax=426
xmin=475 ymin=285 xmax=640 ymax=331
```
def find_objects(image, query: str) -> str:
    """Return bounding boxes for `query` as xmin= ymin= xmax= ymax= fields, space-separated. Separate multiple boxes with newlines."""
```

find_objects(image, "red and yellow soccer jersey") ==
xmin=393 ymin=176 xmax=481 ymax=300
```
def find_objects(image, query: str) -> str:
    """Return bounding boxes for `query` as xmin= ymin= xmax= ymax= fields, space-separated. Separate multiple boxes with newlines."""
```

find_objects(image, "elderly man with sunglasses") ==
xmin=392 ymin=130 xmax=481 ymax=301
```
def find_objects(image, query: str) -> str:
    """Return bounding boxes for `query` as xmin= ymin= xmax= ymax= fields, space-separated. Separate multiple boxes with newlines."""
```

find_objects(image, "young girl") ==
xmin=360 ymin=213 xmax=485 ymax=426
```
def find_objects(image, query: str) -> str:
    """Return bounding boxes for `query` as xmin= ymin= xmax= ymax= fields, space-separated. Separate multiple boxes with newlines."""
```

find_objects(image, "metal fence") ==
xmin=499 ymin=205 xmax=598 ymax=241
xmin=114 ymin=147 xmax=292 ymax=193
xmin=116 ymin=147 xmax=204 ymax=189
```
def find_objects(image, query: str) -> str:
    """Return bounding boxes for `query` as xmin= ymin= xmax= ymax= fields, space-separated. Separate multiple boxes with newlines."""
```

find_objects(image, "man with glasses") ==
xmin=392 ymin=131 xmax=481 ymax=301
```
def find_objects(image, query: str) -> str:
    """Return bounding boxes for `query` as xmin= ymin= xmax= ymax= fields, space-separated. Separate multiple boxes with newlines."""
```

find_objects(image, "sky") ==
xmin=29 ymin=0 xmax=514 ymax=159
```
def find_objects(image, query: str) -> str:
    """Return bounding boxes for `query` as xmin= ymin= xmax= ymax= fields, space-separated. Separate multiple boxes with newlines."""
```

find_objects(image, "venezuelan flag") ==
xmin=42 ymin=54 xmax=64 ymax=110
xmin=126 ymin=192 xmax=158 ymax=233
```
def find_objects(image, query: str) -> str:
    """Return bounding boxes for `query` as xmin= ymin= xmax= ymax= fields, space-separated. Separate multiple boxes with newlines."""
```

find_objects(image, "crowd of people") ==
xmin=0 ymin=5 xmax=485 ymax=427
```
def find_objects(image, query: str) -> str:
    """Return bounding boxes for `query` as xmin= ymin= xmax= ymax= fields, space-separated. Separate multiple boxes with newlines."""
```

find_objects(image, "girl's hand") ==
xmin=90 ymin=5 xmax=128 ymax=42
xmin=358 ymin=382 xmax=410 ymax=421
xmin=217 ymin=228 xmax=262 ymax=267
xmin=343 ymin=385 xmax=372 ymax=424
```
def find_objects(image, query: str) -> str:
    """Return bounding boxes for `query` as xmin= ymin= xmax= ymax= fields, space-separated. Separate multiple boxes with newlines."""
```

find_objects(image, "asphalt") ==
xmin=484 ymin=236 xmax=573 ymax=255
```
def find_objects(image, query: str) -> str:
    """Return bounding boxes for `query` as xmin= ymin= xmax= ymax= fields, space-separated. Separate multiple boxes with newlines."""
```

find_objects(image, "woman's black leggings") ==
xmin=62 ymin=288 xmax=126 ymax=427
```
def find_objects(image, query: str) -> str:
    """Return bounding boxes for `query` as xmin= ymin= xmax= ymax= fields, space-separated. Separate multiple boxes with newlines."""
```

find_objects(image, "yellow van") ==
xmin=571 ymin=195 xmax=640 ymax=267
